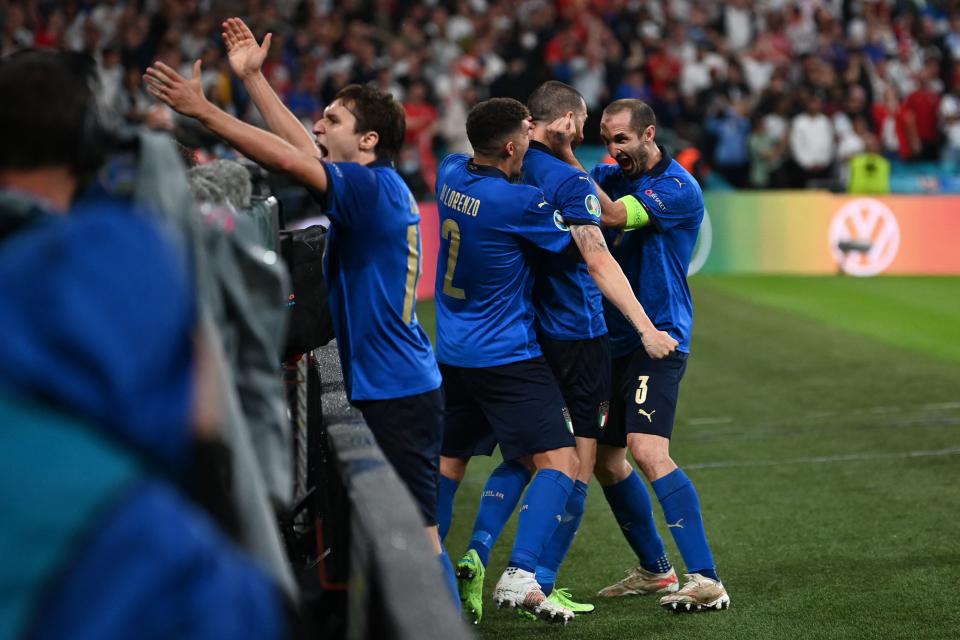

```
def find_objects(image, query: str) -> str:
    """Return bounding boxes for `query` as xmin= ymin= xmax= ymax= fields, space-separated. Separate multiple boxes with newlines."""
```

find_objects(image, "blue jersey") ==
xmin=316 ymin=159 xmax=441 ymax=401
xmin=591 ymin=148 xmax=703 ymax=356
xmin=522 ymin=141 xmax=606 ymax=341
xmin=434 ymin=154 xmax=581 ymax=367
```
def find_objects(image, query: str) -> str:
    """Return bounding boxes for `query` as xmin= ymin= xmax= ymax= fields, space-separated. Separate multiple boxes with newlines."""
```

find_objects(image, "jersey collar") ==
xmin=528 ymin=140 xmax=555 ymax=157
xmin=647 ymin=145 xmax=671 ymax=178
xmin=467 ymin=160 xmax=509 ymax=181
xmin=367 ymin=156 xmax=395 ymax=169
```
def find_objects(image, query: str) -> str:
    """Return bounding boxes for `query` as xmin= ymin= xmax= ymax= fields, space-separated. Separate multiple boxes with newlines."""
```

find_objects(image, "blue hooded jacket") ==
xmin=0 ymin=201 xmax=287 ymax=639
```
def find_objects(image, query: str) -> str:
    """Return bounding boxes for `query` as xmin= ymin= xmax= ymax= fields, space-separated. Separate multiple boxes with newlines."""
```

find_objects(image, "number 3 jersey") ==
xmin=590 ymin=149 xmax=703 ymax=357
xmin=315 ymin=159 xmax=440 ymax=401
xmin=434 ymin=154 xmax=595 ymax=368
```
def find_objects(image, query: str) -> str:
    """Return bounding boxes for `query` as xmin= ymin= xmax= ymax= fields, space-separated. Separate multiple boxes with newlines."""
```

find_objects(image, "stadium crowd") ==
xmin=4 ymin=0 xmax=960 ymax=195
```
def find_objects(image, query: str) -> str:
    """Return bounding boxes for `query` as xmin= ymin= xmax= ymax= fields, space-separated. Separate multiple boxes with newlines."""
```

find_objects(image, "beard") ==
xmin=615 ymin=145 xmax=648 ymax=178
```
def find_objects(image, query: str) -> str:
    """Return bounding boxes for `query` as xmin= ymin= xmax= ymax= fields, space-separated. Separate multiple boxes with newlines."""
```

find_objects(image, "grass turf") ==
xmin=418 ymin=275 xmax=960 ymax=640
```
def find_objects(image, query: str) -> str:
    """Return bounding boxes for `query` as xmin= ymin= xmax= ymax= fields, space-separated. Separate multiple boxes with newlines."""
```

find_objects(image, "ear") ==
xmin=358 ymin=130 xmax=379 ymax=153
xmin=503 ymin=139 xmax=515 ymax=159
xmin=645 ymin=124 xmax=657 ymax=142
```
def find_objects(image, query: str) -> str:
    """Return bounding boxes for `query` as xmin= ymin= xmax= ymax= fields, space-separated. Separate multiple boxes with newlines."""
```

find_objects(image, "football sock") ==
xmin=437 ymin=474 xmax=460 ymax=542
xmin=602 ymin=470 xmax=671 ymax=574
xmin=652 ymin=467 xmax=718 ymax=582
xmin=438 ymin=547 xmax=461 ymax=611
xmin=467 ymin=460 xmax=531 ymax=566
xmin=535 ymin=480 xmax=589 ymax=596
xmin=508 ymin=469 xmax=574 ymax=573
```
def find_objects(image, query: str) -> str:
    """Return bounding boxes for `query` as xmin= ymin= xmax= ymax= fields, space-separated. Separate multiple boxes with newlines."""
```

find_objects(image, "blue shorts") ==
xmin=599 ymin=348 xmax=688 ymax=446
xmin=440 ymin=357 xmax=576 ymax=462
xmin=539 ymin=334 xmax=611 ymax=439
xmin=355 ymin=387 xmax=444 ymax=526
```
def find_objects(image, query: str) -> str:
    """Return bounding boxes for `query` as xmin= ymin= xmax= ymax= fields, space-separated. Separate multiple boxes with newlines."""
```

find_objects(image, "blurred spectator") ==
xmin=748 ymin=115 xmax=783 ymax=189
xmin=404 ymin=80 xmax=439 ymax=192
xmin=848 ymin=134 xmax=891 ymax=194
xmin=939 ymin=81 xmax=960 ymax=174
xmin=790 ymin=94 xmax=834 ymax=187
xmin=707 ymin=98 xmax=751 ymax=188
xmin=903 ymin=66 xmax=943 ymax=161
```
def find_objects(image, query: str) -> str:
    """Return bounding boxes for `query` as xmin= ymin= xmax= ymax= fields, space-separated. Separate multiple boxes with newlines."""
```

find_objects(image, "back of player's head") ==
xmin=0 ymin=50 xmax=105 ymax=176
xmin=603 ymin=99 xmax=657 ymax=133
xmin=528 ymin=81 xmax=586 ymax=122
xmin=333 ymin=84 xmax=405 ymax=161
xmin=466 ymin=98 xmax=531 ymax=157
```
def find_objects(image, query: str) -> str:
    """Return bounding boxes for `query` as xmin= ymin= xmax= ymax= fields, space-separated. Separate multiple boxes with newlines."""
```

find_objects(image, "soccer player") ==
xmin=552 ymin=98 xmax=730 ymax=612
xmin=143 ymin=28 xmax=456 ymax=600
xmin=434 ymin=97 xmax=610 ymax=625
xmin=437 ymin=82 xmax=679 ymax=621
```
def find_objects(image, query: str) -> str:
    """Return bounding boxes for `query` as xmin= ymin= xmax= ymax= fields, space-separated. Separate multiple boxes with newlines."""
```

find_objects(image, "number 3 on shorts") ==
xmin=634 ymin=375 xmax=649 ymax=405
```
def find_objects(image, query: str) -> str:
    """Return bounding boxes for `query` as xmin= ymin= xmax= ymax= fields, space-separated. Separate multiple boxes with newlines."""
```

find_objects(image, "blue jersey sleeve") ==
xmin=554 ymin=171 xmax=602 ymax=227
xmin=631 ymin=177 xmax=701 ymax=232
xmin=509 ymin=190 xmax=573 ymax=254
xmin=313 ymin=161 xmax=381 ymax=228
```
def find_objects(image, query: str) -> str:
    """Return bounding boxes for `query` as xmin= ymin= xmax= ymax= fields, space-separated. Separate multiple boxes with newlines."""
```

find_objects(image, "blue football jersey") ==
xmin=317 ymin=159 xmax=441 ymax=401
xmin=434 ymin=154 xmax=574 ymax=367
xmin=591 ymin=148 xmax=703 ymax=356
xmin=521 ymin=141 xmax=606 ymax=341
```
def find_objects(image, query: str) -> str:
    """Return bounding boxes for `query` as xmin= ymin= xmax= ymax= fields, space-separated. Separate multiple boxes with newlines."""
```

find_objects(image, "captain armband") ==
xmin=618 ymin=195 xmax=651 ymax=230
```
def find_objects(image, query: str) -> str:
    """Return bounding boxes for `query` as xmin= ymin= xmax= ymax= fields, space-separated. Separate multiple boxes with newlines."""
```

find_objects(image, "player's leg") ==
xmin=436 ymin=364 xmax=496 ymax=622
xmin=355 ymin=387 xmax=461 ymax=607
xmin=624 ymin=351 xmax=729 ymax=612
xmin=594 ymin=352 xmax=677 ymax=597
xmin=534 ymin=335 xmax=608 ymax=610
xmin=482 ymin=358 xmax=578 ymax=624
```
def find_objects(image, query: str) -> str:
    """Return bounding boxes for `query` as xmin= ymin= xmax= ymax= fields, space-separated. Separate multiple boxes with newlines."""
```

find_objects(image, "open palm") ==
xmin=222 ymin=17 xmax=271 ymax=79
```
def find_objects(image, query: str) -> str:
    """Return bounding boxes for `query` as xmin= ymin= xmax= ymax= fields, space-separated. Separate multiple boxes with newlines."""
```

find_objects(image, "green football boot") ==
xmin=456 ymin=549 xmax=485 ymax=624
xmin=517 ymin=586 xmax=595 ymax=619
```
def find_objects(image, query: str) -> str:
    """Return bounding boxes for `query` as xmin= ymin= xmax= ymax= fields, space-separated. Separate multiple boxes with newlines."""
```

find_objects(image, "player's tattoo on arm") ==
xmin=570 ymin=224 xmax=609 ymax=255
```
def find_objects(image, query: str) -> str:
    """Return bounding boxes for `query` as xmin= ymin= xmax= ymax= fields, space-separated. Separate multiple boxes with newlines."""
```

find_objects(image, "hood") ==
xmin=0 ymin=200 xmax=195 ymax=469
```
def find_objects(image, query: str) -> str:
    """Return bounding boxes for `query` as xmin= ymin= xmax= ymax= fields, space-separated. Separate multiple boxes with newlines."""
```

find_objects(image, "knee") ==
xmin=631 ymin=447 xmax=675 ymax=481
xmin=440 ymin=456 xmax=468 ymax=482
xmin=593 ymin=449 xmax=633 ymax=487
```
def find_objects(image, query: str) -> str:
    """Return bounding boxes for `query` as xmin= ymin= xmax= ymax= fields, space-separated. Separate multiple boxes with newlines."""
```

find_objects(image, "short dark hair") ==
xmin=0 ymin=50 xmax=104 ymax=174
xmin=466 ymin=98 xmax=530 ymax=156
xmin=527 ymin=81 xmax=585 ymax=122
xmin=333 ymin=84 xmax=405 ymax=160
xmin=603 ymin=99 xmax=657 ymax=132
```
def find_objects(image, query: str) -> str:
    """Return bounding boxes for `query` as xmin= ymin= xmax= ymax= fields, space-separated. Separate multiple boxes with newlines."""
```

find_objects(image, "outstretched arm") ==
xmin=144 ymin=60 xmax=328 ymax=194
xmin=222 ymin=17 xmax=320 ymax=157
xmin=568 ymin=224 xmax=677 ymax=359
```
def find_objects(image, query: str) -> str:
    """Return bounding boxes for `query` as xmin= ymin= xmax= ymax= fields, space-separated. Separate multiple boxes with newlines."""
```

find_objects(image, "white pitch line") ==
xmin=686 ymin=447 xmax=960 ymax=471
xmin=688 ymin=416 xmax=733 ymax=426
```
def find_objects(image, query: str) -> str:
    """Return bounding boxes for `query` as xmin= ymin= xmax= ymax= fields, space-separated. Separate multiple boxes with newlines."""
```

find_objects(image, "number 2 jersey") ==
xmin=434 ymin=154 xmax=596 ymax=368
xmin=316 ymin=159 xmax=441 ymax=401
xmin=590 ymin=149 xmax=703 ymax=357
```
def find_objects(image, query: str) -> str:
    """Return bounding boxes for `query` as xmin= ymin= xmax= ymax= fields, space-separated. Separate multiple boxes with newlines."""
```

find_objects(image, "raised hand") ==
xmin=642 ymin=329 xmax=679 ymax=360
xmin=546 ymin=112 xmax=577 ymax=148
xmin=222 ymin=17 xmax=272 ymax=79
xmin=144 ymin=60 xmax=209 ymax=119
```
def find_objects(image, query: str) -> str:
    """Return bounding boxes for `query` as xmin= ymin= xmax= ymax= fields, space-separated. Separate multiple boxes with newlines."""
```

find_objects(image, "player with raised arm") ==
xmin=553 ymin=98 xmax=730 ymax=612
xmin=437 ymin=82 xmax=679 ymax=622
xmin=143 ymin=24 xmax=459 ymax=603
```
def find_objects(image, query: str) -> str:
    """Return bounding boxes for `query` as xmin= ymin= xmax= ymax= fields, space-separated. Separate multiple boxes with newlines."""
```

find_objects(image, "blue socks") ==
xmin=466 ymin=461 xmax=531 ymax=566
xmin=508 ymin=469 xmax=574 ymax=573
xmin=652 ymin=468 xmax=718 ymax=582
xmin=438 ymin=548 xmax=460 ymax=611
xmin=437 ymin=474 xmax=460 ymax=542
xmin=535 ymin=480 xmax=588 ymax=595
xmin=602 ymin=470 xmax=671 ymax=574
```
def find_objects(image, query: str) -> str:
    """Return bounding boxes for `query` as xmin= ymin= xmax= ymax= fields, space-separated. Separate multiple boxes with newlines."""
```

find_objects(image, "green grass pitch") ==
xmin=417 ymin=275 xmax=960 ymax=640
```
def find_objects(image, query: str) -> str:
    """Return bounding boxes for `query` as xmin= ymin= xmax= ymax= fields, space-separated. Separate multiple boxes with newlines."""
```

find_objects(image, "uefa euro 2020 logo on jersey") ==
xmin=585 ymin=194 xmax=601 ymax=218
xmin=553 ymin=210 xmax=569 ymax=231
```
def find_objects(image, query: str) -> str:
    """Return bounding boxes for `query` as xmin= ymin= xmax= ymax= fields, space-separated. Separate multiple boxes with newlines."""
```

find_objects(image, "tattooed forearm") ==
xmin=570 ymin=224 xmax=608 ymax=255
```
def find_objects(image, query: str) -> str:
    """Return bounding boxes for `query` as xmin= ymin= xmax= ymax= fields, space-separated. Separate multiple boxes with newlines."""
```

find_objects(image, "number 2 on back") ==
xmin=442 ymin=219 xmax=466 ymax=300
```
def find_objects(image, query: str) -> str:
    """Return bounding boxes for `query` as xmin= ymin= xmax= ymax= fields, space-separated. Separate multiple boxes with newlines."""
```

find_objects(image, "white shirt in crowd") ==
xmin=790 ymin=112 xmax=835 ymax=169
